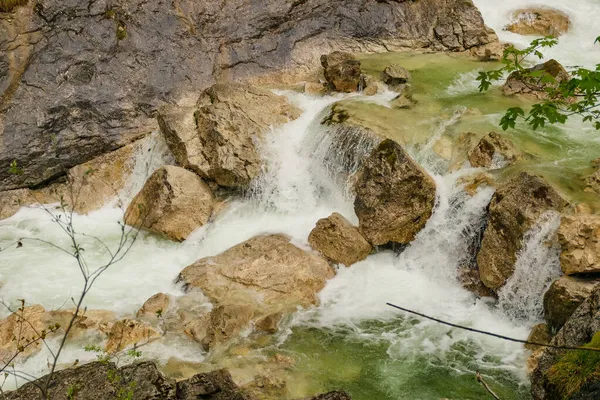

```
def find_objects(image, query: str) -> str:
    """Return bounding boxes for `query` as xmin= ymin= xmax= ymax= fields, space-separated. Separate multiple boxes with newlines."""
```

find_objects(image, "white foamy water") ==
xmin=473 ymin=0 xmax=600 ymax=68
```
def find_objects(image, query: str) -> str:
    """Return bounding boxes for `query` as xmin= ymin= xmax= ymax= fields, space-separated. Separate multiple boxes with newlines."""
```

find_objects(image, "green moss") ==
xmin=104 ymin=8 xmax=116 ymax=19
xmin=116 ymin=21 xmax=127 ymax=40
xmin=0 ymin=0 xmax=28 ymax=12
xmin=547 ymin=332 xmax=600 ymax=399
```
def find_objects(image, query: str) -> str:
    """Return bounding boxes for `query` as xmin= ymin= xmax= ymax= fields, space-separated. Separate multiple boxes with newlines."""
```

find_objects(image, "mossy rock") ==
xmin=547 ymin=331 xmax=600 ymax=399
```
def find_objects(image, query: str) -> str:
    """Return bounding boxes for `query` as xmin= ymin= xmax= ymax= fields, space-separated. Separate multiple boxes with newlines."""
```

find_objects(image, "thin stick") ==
xmin=476 ymin=371 xmax=501 ymax=400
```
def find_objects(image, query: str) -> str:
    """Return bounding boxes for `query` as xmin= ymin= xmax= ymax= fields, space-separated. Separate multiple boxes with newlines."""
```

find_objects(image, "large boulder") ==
xmin=558 ymin=214 xmax=600 ymax=275
xmin=531 ymin=287 xmax=600 ymax=399
xmin=477 ymin=172 xmax=567 ymax=290
xmin=0 ymin=0 xmax=497 ymax=192
xmin=161 ymin=84 xmax=300 ymax=189
xmin=308 ymin=212 xmax=372 ymax=266
xmin=526 ymin=323 xmax=551 ymax=351
xmin=354 ymin=139 xmax=437 ymax=246
xmin=467 ymin=132 xmax=520 ymax=169
xmin=503 ymin=59 xmax=570 ymax=99
xmin=177 ymin=234 xmax=334 ymax=347
xmin=543 ymin=276 xmax=599 ymax=333
xmin=125 ymin=165 xmax=215 ymax=241
xmin=505 ymin=8 xmax=570 ymax=37
xmin=321 ymin=52 xmax=362 ymax=93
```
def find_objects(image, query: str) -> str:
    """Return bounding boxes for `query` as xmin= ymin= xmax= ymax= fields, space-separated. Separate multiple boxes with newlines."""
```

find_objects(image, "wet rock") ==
xmin=457 ymin=172 xmax=496 ymax=196
xmin=469 ymin=40 xmax=506 ymax=61
xmin=202 ymin=304 xmax=255 ymax=350
xmin=543 ymin=276 xmax=599 ymax=333
xmin=505 ymin=8 xmax=570 ymax=37
xmin=304 ymin=82 xmax=328 ymax=95
xmin=390 ymin=92 xmax=415 ymax=109
xmin=361 ymin=75 xmax=379 ymax=96
xmin=0 ymin=305 xmax=47 ymax=364
xmin=137 ymin=293 xmax=172 ymax=318
xmin=308 ymin=212 xmax=372 ymax=266
xmin=354 ymin=139 xmax=437 ymax=246
xmin=458 ymin=265 xmax=495 ymax=298
xmin=177 ymin=369 xmax=255 ymax=400
xmin=503 ymin=59 xmax=570 ymax=99
xmin=381 ymin=64 xmax=411 ymax=88
xmin=125 ymin=165 xmax=215 ymax=242
xmin=585 ymin=170 xmax=600 ymax=194
xmin=177 ymin=234 xmax=334 ymax=345
xmin=467 ymin=132 xmax=520 ymax=169
xmin=0 ymin=139 xmax=143 ymax=219
xmin=163 ymin=84 xmax=300 ymax=189
xmin=321 ymin=52 xmax=362 ymax=93
xmin=301 ymin=391 xmax=352 ymax=400
xmin=477 ymin=172 xmax=567 ymax=290
xmin=48 ymin=309 xmax=116 ymax=337
xmin=526 ymin=323 xmax=551 ymax=350
xmin=105 ymin=319 xmax=161 ymax=353
xmin=0 ymin=0 xmax=497 ymax=192
xmin=531 ymin=287 xmax=600 ymax=399
xmin=558 ymin=214 xmax=600 ymax=275
xmin=5 ymin=361 xmax=177 ymax=400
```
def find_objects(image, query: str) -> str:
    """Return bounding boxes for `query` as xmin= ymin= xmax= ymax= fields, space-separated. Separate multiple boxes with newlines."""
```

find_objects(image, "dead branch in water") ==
xmin=476 ymin=371 xmax=501 ymax=400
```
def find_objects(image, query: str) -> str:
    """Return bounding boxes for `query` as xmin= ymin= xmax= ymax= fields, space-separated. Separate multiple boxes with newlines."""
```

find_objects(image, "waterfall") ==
xmin=497 ymin=211 xmax=562 ymax=323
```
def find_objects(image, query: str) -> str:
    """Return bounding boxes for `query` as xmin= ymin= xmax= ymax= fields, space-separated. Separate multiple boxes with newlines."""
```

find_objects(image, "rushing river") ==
xmin=1 ymin=2 xmax=600 ymax=398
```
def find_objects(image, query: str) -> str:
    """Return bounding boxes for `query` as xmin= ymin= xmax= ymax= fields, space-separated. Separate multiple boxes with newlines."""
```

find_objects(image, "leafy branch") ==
xmin=477 ymin=36 xmax=600 ymax=131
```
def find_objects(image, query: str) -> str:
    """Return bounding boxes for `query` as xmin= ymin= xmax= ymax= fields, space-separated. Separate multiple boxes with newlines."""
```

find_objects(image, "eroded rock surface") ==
xmin=125 ymin=165 xmax=215 ymax=241
xmin=177 ymin=234 xmax=334 ymax=347
xmin=543 ymin=276 xmax=599 ymax=333
xmin=505 ymin=8 xmax=570 ymax=37
xmin=161 ymin=84 xmax=300 ymax=189
xmin=308 ymin=212 xmax=372 ymax=266
xmin=321 ymin=52 xmax=362 ymax=92
xmin=354 ymin=139 xmax=437 ymax=246
xmin=558 ymin=214 xmax=600 ymax=275
xmin=468 ymin=132 xmax=520 ymax=169
xmin=0 ymin=0 xmax=497 ymax=191
xmin=477 ymin=172 xmax=567 ymax=290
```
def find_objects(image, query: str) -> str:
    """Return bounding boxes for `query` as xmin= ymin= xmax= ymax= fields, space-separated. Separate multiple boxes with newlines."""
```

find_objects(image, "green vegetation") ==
xmin=547 ymin=332 xmax=600 ymax=399
xmin=478 ymin=36 xmax=600 ymax=131
xmin=0 ymin=0 xmax=28 ymax=13
xmin=116 ymin=21 xmax=127 ymax=40
xmin=8 ymin=160 xmax=23 ymax=175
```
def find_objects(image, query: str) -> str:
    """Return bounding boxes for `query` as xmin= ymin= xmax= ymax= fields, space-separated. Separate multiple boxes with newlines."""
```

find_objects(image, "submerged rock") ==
xmin=301 ymin=391 xmax=352 ymax=400
xmin=477 ymin=172 xmax=567 ymax=290
xmin=467 ymin=132 xmax=520 ymax=169
xmin=125 ymin=165 xmax=215 ymax=242
xmin=321 ymin=52 xmax=362 ymax=93
xmin=505 ymin=8 xmax=570 ymax=37
xmin=177 ymin=234 xmax=334 ymax=347
xmin=543 ymin=276 xmax=599 ymax=333
xmin=161 ymin=84 xmax=300 ymax=189
xmin=558 ymin=214 xmax=600 ymax=275
xmin=354 ymin=139 xmax=436 ymax=246
xmin=308 ymin=212 xmax=373 ymax=266
xmin=585 ymin=170 xmax=600 ymax=194
xmin=503 ymin=59 xmax=570 ymax=99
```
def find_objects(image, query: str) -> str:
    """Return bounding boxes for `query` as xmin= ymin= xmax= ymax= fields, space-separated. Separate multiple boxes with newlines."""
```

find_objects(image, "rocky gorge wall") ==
xmin=0 ymin=0 xmax=497 ymax=192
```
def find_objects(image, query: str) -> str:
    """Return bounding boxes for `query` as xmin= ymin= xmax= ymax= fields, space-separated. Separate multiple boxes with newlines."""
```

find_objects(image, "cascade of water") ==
xmin=497 ymin=211 xmax=562 ymax=323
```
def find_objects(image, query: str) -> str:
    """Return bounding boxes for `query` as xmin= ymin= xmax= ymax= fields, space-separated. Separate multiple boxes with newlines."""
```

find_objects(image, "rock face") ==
xmin=505 ymin=8 xmax=570 ymax=37
xmin=0 ymin=0 xmax=497 ymax=192
xmin=558 ymin=215 xmax=600 ymax=275
xmin=477 ymin=172 xmax=567 ymax=290
xmin=308 ymin=212 xmax=372 ymax=266
xmin=381 ymin=64 xmax=411 ymax=88
xmin=354 ymin=139 xmax=437 ymax=246
xmin=125 ymin=166 xmax=214 ymax=241
xmin=321 ymin=52 xmax=362 ymax=92
xmin=526 ymin=323 xmax=551 ymax=350
xmin=161 ymin=84 xmax=300 ymax=189
xmin=467 ymin=132 xmax=520 ymax=169
xmin=177 ymin=234 xmax=334 ymax=347
xmin=586 ymin=170 xmax=600 ymax=194
xmin=543 ymin=276 xmax=599 ymax=333
xmin=531 ymin=287 xmax=600 ymax=399
xmin=503 ymin=59 xmax=570 ymax=99
xmin=6 ymin=361 xmax=257 ymax=400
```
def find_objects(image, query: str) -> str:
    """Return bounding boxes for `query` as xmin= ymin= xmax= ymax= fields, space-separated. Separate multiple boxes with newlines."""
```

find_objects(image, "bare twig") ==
xmin=476 ymin=371 xmax=502 ymax=400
